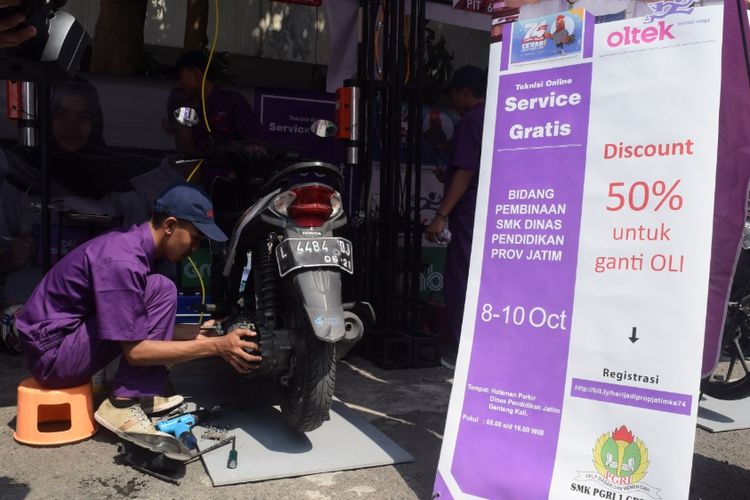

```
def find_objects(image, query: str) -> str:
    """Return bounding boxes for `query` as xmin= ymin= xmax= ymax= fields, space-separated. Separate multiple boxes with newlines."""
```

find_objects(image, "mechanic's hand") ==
xmin=425 ymin=216 xmax=445 ymax=243
xmin=217 ymin=327 xmax=261 ymax=374
xmin=0 ymin=1 xmax=37 ymax=49
xmin=10 ymin=234 xmax=32 ymax=268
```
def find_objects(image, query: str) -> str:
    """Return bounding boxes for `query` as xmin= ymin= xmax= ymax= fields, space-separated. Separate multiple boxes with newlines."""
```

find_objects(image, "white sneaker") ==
xmin=94 ymin=399 xmax=169 ymax=436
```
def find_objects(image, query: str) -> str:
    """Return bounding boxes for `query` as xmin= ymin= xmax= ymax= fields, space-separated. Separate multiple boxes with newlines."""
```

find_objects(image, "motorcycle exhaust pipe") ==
xmin=336 ymin=311 xmax=364 ymax=361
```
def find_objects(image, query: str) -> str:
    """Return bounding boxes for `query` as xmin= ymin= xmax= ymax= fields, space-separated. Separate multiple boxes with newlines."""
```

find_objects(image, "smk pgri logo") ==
xmin=572 ymin=425 xmax=662 ymax=499
xmin=593 ymin=426 xmax=649 ymax=486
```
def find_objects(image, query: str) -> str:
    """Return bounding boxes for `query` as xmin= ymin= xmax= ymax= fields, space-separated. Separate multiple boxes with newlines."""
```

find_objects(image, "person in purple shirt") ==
xmin=426 ymin=66 xmax=487 ymax=366
xmin=173 ymin=51 xmax=270 ymax=192
xmin=16 ymin=184 xmax=261 ymax=438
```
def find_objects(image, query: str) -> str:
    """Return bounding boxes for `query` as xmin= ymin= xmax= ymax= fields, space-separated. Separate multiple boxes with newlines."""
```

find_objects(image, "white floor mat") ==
xmin=697 ymin=394 xmax=750 ymax=433
xmin=194 ymin=400 xmax=414 ymax=485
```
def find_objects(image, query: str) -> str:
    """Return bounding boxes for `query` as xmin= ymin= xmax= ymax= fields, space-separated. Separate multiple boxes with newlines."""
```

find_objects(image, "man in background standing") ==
xmin=173 ymin=51 xmax=268 ymax=151
xmin=173 ymin=51 xmax=270 ymax=193
xmin=426 ymin=66 xmax=486 ymax=368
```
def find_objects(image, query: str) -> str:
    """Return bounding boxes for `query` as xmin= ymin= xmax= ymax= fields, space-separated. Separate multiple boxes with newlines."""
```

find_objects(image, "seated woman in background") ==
xmin=0 ymin=80 xmax=106 ymax=315
xmin=48 ymin=78 xmax=173 ymax=226
xmin=51 ymin=77 xmax=107 ymax=156
xmin=48 ymin=77 xmax=116 ymax=198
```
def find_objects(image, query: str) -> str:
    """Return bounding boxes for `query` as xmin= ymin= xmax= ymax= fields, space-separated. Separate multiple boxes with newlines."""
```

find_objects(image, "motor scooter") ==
xmin=176 ymin=114 xmax=373 ymax=432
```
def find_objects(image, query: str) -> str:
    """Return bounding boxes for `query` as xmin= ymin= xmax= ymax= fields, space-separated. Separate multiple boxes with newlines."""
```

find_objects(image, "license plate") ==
xmin=275 ymin=237 xmax=354 ymax=277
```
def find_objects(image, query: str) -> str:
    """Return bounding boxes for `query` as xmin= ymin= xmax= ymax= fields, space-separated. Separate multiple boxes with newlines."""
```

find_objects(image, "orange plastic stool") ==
xmin=14 ymin=378 xmax=98 ymax=445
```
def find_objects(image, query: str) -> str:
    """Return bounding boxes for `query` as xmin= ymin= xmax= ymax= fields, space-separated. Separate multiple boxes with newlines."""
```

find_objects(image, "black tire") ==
xmin=702 ymin=302 xmax=750 ymax=400
xmin=278 ymin=283 xmax=336 ymax=433
xmin=280 ymin=338 xmax=336 ymax=432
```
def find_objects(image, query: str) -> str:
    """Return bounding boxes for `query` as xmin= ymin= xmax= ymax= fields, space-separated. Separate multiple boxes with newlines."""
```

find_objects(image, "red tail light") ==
xmin=274 ymin=184 xmax=342 ymax=227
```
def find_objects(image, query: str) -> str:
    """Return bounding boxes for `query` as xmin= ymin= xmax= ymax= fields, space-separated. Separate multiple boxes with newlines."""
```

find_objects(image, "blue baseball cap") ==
xmin=154 ymin=184 xmax=228 ymax=242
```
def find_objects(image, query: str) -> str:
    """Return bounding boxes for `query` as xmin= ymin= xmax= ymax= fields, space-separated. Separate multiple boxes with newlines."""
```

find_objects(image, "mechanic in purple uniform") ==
xmin=426 ymin=66 xmax=487 ymax=366
xmin=16 ymin=185 xmax=261 ymax=437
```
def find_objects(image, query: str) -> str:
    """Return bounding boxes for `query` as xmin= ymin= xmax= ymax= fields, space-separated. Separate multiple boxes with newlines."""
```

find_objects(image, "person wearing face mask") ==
xmin=15 ymin=184 xmax=262 ymax=438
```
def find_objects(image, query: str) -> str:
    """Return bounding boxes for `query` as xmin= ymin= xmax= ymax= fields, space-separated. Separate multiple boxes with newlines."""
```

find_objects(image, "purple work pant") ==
xmin=28 ymin=274 xmax=177 ymax=398
xmin=443 ymin=211 xmax=474 ymax=344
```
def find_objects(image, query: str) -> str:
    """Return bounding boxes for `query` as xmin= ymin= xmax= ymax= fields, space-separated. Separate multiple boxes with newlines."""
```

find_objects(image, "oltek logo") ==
xmin=606 ymin=21 xmax=675 ymax=48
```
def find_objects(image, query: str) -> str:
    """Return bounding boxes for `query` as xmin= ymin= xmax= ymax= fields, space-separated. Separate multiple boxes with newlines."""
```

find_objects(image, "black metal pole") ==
xmin=38 ymin=82 xmax=51 ymax=272
xmin=391 ymin=0 xmax=405 ymax=329
xmin=363 ymin=0 xmax=379 ymax=315
xmin=380 ymin=0 xmax=394 ymax=328
xmin=356 ymin=0 xmax=370 ymax=303
xmin=403 ymin=0 xmax=416 ymax=329
xmin=411 ymin=0 xmax=425 ymax=332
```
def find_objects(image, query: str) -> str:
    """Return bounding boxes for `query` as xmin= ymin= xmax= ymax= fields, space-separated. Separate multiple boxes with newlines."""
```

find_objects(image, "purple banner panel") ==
xmin=448 ymin=62 xmax=592 ymax=499
xmin=583 ymin=11 xmax=595 ymax=58
xmin=702 ymin=0 xmax=750 ymax=376
xmin=434 ymin=472 xmax=451 ymax=500
xmin=570 ymin=378 xmax=692 ymax=416
xmin=500 ymin=23 xmax=512 ymax=71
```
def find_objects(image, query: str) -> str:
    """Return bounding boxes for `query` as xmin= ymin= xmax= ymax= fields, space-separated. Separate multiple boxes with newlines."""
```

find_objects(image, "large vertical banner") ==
xmin=435 ymin=3 xmax=750 ymax=499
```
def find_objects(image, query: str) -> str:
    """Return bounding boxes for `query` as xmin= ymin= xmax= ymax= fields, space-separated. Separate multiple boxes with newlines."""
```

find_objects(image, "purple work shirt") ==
xmin=442 ymin=101 xmax=486 ymax=342
xmin=445 ymin=101 xmax=486 ymax=220
xmin=191 ymin=86 xmax=269 ymax=193
xmin=16 ymin=223 xmax=158 ymax=358
xmin=192 ymin=86 xmax=269 ymax=151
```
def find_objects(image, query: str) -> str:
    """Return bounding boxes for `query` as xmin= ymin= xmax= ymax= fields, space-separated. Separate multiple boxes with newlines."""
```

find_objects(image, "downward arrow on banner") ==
xmin=629 ymin=327 xmax=639 ymax=344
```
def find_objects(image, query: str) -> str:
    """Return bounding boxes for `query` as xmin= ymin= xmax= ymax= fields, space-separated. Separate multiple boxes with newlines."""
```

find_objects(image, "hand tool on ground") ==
xmin=155 ymin=414 xmax=198 ymax=449
xmin=154 ymin=405 xmax=222 ymax=450
xmin=117 ymin=434 xmax=237 ymax=484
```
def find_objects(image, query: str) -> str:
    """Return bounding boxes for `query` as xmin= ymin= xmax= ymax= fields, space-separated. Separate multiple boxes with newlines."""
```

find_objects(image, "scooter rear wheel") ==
xmin=278 ymin=289 xmax=336 ymax=432
xmin=280 ymin=338 xmax=336 ymax=432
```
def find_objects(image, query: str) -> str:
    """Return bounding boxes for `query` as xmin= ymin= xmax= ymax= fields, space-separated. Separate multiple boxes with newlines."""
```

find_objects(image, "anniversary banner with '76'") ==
xmin=434 ymin=1 xmax=750 ymax=499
